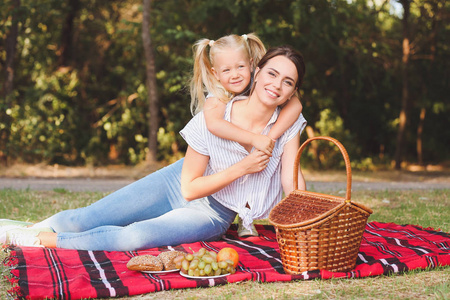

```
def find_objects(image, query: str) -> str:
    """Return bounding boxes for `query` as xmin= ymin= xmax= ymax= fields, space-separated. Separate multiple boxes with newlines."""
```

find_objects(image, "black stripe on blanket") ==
xmin=77 ymin=250 xmax=129 ymax=298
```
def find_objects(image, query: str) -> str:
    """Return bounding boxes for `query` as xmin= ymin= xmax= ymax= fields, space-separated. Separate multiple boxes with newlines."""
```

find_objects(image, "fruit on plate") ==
xmin=179 ymin=247 xmax=237 ymax=277
xmin=217 ymin=247 xmax=239 ymax=268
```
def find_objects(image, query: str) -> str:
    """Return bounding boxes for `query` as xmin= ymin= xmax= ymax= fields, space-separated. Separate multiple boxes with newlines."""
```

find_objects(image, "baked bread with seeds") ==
xmin=126 ymin=254 xmax=163 ymax=271
xmin=157 ymin=251 xmax=186 ymax=270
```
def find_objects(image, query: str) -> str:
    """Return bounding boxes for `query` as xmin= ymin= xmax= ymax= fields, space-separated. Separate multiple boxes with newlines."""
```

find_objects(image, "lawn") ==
xmin=1 ymin=188 xmax=449 ymax=299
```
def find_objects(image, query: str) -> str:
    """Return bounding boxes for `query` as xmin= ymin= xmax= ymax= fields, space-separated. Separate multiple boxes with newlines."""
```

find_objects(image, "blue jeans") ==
xmin=34 ymin=159 xmax=237 ymax=251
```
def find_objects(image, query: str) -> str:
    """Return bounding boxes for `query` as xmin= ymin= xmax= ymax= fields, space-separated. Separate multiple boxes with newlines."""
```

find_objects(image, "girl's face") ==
xmin=211 ymin=47 xmax=252 ymax=95
xmin=252 ymin=55 xmax=298 ymax=108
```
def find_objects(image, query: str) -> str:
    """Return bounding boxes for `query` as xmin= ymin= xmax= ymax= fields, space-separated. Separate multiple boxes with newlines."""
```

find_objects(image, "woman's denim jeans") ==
xmin=35 ymin=159 xmax=237 ymax=251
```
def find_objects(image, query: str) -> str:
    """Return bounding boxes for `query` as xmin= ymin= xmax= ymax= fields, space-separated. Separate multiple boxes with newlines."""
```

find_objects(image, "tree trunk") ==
xmin=2 ymin=0 xmax=20 ymax=98
xmin=0 ymin=0 xmax=20 ymax=166
xmin=58 ymin=0 xmax=80 ymax=66
xmin=416 ymin=108 xmax=426 ymax=166
xmin=305 ymin=126 xmax=322 ymax=168
xmin=415 ymin=0 xmax=438 ymax=167
xmin=142 ymin=0 xmax=159 ymax=163
xmin=394 ymin=0 xmax=411 ymax=170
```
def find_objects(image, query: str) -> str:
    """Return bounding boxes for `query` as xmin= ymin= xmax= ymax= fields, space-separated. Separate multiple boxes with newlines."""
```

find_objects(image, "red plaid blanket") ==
xmin=3 ymin=221 xmax=450 ymax=299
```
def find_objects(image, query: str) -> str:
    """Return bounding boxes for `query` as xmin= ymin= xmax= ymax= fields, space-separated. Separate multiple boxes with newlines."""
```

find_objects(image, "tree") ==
xmin=1 ymin=0 xmax=448 ymax=167
xmin=58 ymin=0 xmax=80 ymax=67
xmin=411 ymin=0 xmax=447 ymax=166
xmin=0 ymin=0 xmax=20 ymax=166
xmin=394 ymin=0 xmax=412 ymax=170
xmin=142 ymin=0 xmax=159 ymax=163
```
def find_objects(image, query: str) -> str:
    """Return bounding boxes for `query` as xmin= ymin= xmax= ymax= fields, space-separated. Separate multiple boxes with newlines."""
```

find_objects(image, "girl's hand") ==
xmin=238 ymin=150 xmax=271 ymax=174
xmin=251 ymin=134 xmax=275 ymax=156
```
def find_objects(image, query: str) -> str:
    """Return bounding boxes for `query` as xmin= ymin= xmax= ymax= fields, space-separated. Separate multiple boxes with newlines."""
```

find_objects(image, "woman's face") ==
xmin=253 ymin=55 xmax=298 ymax=108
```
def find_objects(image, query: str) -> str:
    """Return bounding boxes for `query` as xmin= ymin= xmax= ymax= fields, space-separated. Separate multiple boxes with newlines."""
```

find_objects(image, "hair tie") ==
xmin=242 ymin=34 xmax=248 ymax=41
xmin=209 ymin=40 xmax=214 ymax=47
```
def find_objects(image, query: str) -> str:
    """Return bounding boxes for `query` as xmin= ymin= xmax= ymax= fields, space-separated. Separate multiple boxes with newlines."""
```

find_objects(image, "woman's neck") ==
xmin=231 ymin=97 xmax=275 ymax=135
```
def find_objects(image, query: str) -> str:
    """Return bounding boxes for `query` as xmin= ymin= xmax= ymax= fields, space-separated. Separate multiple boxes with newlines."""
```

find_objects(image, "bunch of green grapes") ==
xmin=175 ymin=247 xmax=236 ymax=277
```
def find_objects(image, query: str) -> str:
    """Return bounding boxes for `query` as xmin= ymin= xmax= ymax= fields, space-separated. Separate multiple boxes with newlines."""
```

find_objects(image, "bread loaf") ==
xmin=157 ymin=251 xmax=186 ymax=270
xmin=126 ymin=255 xmax=163 ymax=271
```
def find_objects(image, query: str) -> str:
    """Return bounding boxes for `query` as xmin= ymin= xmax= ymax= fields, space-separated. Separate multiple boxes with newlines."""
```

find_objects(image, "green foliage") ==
xmin=1 ymin=0 xmax=449 ymax=167
xmin=8 ymin=69 xmax=85 ymax=163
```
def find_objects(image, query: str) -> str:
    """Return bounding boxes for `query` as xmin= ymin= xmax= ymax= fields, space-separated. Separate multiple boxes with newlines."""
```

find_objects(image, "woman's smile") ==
xmin=253 ymin=55 xmax=298 ymax=107
xmin=265 ymin=88 xmax=280 ymax=98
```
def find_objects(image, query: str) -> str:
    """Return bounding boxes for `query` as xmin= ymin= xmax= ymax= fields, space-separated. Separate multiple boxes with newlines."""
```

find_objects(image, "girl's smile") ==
xmin=211 ymin=48 xmax=252 ymax=95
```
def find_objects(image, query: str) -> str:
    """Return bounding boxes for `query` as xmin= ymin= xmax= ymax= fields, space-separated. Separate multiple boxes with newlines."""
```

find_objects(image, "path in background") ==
xmin=1 ymin=163 xmax=449 ymax=192
xmin=0 ymin=177 xmax=448 ymax=192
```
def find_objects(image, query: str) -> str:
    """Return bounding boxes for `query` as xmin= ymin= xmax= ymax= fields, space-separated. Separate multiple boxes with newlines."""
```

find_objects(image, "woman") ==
xmin=1 ymin=46 xmax=307 ymax=251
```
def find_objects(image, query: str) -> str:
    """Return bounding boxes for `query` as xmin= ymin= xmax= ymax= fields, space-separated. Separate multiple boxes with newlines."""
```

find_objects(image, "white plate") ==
xmin=179 ymin=271 xmax=230 ymax=279
xmin=141 ymin=269 xmax=179 ymax=274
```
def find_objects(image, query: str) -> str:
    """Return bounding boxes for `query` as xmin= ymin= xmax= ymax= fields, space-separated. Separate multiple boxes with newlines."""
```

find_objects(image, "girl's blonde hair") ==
xmin=189 ymin=33 xmax=266 ymax=115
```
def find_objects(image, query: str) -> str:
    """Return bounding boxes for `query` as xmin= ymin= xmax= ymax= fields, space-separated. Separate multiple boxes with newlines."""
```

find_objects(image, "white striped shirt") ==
xmin=180 ymin=97 xmax=307 ymax=229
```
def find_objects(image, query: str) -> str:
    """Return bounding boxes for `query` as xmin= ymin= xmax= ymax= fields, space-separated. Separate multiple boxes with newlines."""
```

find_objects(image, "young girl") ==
xmin=190 ymin=34 xmax=303 ymax=237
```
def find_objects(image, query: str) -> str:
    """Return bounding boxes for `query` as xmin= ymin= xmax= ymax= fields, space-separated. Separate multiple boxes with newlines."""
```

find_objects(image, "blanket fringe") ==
xmin=2 ymin=246 xmax=24 ymax=300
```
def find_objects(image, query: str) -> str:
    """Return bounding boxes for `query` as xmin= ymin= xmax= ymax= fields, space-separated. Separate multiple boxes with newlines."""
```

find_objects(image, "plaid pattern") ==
xmin=3 ymin=222 xmax=449 ymax=299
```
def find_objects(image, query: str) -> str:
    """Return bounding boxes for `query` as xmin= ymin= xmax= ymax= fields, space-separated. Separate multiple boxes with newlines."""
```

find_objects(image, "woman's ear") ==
xmin=290 ymin=88 xmax=298 ymax=99
xmin=253 ymin=67 xmax=260 ymax=82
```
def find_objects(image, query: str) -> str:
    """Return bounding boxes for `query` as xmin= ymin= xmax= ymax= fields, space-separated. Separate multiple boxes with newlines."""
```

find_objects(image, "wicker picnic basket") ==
xmin=269 ymin=136 xmax=373 ymax=274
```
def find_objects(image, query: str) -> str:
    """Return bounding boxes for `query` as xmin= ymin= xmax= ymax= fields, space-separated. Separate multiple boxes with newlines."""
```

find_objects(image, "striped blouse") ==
xmin=180 ymin=96 xmax=307 ymax=229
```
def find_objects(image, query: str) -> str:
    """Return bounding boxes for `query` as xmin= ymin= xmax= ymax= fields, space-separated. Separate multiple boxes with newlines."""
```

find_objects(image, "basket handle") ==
xmin=293 ymin=136 xmax=352 ymax=202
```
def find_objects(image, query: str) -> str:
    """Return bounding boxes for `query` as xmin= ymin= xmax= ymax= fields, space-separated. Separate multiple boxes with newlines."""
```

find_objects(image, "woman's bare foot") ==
xmin=38 ymin=232 xmax=58 ymax=248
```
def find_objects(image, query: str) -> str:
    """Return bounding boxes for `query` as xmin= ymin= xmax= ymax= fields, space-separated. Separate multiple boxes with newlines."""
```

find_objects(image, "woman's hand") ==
xmin=251 ymin=135 xmax=274 ymax=156
xmin=181 ymin=147 xmax=271 ymax=201
xmin=238 ymin=149 xmax=271 ymax=174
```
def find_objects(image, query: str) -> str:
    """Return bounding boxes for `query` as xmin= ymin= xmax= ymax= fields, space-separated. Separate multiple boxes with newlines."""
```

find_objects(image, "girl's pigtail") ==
xmin=245 ymin=33 xmax=266 ymax=70
xmin=190 ymin=39 xmax=213 ymax=115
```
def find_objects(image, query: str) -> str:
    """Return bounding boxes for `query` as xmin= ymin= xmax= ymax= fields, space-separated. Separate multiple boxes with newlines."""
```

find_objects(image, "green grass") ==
xmin=1 ymin=188 xmax=449 ymax=299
